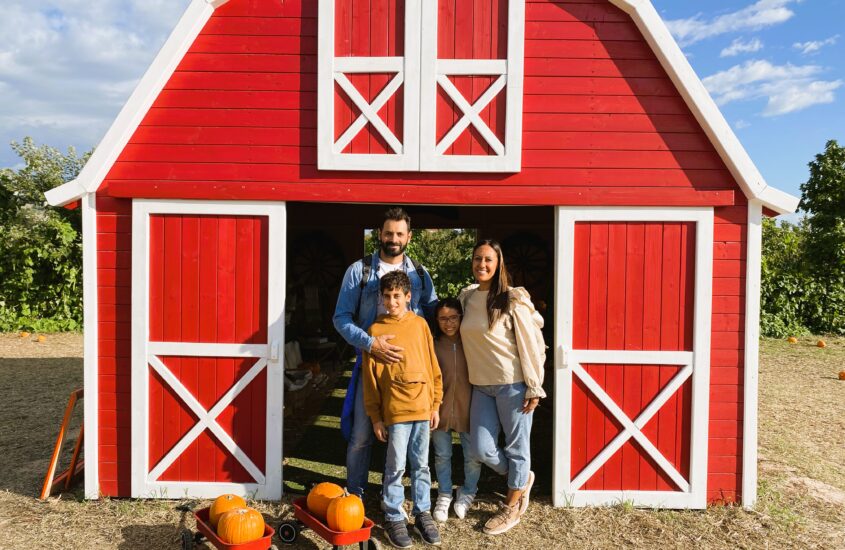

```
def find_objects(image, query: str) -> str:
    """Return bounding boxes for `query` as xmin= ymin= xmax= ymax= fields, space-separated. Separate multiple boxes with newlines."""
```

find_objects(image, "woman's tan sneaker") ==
xmin=518 ymin=470 xmax=535 ymax=515
xmin=482 ymin=502 xmax=520 ymax=535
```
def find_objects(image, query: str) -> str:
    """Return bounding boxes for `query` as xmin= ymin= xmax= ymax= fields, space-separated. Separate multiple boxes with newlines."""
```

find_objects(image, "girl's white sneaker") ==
xmin=452 ymin=488 xmax=475 ymax=519
xmin=433 ymin=491 xmax=452 ymax=522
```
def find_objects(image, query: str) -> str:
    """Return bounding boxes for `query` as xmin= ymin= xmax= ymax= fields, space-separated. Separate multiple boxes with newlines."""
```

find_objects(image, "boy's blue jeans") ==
xmin=346 ymin=375 xmax=374 ymax=497
xmin=383 ymin=421 xmax=432 ymax=522
xmin=431 ymin=430 xmax=482 ymax=496
xmin=470 ymin=382 xmax=532 ymax=490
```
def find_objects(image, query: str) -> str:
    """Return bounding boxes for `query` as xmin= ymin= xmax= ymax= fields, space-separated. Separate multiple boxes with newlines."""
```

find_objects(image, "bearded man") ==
xmin=333 ymin=207 xmax=438 ymax=499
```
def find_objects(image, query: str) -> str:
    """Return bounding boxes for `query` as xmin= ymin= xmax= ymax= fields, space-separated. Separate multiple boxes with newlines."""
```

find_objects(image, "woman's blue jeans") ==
xmin=431 ymin=429 xmax=482 ymax=496
xmin=470 ymin=382 xmax=532 ymax=490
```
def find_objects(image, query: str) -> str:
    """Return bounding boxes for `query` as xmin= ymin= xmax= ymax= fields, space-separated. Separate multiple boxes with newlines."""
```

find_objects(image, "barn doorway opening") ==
xmin=282 ymin=202 xmax=555 ymax=498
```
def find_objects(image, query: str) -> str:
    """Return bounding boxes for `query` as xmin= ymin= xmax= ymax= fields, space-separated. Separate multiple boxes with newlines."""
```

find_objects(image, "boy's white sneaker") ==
xmin=452 ymin=488 xmax=475 ymax=519
xmin=432 ymin=492 xmax=452 ymax=522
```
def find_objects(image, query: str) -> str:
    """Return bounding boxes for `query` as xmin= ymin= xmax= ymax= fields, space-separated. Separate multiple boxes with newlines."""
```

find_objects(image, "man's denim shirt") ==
xmin=333 ymin=251 xmax=438 ymax=352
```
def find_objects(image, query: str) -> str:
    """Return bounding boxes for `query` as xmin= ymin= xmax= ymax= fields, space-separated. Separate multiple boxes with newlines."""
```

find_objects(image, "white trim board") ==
xmin=742 ymin=201 xmax=763 ymax=508
xmin=45 ymin=0 xmax=797 ymax=211
xmin=553 ymin=206 xmax=713 ymax=510
xmin=131 ymin=199 xmax=285 ymax=500
xmin=83 ymin=193 xmax=99 ymax=499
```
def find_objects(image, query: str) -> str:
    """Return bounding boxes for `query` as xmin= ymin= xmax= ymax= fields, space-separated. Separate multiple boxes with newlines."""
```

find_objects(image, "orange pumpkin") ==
xmin=209 ymin=494 xmax=246 ymax=528
xmin=817 ymin=340 xmax=827 ymax=348
xmin=37 ymin=335 xmax=46 ymax=343
xmin=326 ymin=491 xmax=365 ymax=532
xmin=19 ymin=331 xmax=30 ymax=339
xmin=838 ymin=370 xmax=845 ymax=381
xmin=787 ymin=336 xmax=798 ymax=344
xmin=217 ymin=507 xmax=265 ymax=544
xmin=307 ymin=482 xmax=345 ymax=521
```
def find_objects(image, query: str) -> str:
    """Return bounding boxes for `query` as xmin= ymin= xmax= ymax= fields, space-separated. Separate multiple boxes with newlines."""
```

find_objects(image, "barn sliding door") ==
xmin=553 ymin=207 xmax=713 ymax=509
xmin=131 ymin=200 xmax=286 ymax=499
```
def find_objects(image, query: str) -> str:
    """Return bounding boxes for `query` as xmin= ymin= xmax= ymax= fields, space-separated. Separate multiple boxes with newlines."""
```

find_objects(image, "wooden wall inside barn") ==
xmin=92 ymin=0 xmax=752 ymax=502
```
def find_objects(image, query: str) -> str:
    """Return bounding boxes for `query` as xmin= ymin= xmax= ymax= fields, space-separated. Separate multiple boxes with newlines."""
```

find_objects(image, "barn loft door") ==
xmin=553 ymin=207 xmax=713 ymax=509
xmin=131 ymin=200 xmax=286 ymax=499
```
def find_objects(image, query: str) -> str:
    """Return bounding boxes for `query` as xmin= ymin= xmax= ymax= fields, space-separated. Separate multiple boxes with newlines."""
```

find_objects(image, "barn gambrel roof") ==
xmin=45 ymin=0 xmax=799 ymax=214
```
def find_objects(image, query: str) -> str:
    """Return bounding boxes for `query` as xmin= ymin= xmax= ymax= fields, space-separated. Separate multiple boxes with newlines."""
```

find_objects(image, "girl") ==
xmin=430 ymin=298 xmax=481 ymax=522
xmin=459 ymin=239 xmax=546 ymax=535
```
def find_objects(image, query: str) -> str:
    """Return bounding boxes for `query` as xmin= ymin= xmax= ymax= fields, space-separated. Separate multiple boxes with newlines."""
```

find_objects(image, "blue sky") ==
xmin=1 ymin=0 xmax=842 ymax=210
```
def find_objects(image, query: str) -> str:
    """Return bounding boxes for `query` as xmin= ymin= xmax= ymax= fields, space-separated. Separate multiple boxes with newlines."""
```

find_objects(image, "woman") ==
xmin=458 ymin=239 xmax=546 ymax=535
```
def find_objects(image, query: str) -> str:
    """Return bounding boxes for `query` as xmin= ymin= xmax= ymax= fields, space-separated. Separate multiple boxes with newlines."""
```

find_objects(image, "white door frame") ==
xmin=131 ymin=199 xmax=286 ymax=500
xmin=553 ymin=206 xmax=713 ymax=509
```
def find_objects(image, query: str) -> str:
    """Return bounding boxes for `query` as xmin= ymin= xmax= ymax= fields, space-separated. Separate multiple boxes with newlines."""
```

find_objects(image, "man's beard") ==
xmin=380 ymin=240 xmax=407 ymax=258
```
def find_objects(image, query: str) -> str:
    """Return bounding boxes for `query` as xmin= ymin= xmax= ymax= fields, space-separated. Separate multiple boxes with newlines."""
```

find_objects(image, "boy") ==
xmin=362 ymin=271 xmax=443 ymax=548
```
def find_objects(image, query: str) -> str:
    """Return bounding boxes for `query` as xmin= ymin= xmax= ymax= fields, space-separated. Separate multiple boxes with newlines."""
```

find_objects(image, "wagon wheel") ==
xmin=277 ymin=520 xmax=300 ymax=545
xmin=501 ymin=232 xmax=550 ymax=292
xmin=289 ymin=232 xmax=347 ymax=290
xmin=180 ymin=529 xmax=194 ymax=550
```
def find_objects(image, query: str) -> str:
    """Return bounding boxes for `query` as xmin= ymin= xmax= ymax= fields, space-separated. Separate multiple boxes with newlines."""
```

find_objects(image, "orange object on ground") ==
xmin=40 ymin=388 xmax=84 ymax=500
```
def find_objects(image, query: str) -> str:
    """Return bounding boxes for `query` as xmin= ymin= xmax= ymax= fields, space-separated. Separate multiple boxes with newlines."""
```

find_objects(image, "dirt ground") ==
xmin=0 ymin=332 xmax=843 ymax=549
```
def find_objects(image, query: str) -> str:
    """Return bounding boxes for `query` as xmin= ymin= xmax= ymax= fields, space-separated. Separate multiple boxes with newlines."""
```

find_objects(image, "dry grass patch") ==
xmin=0 ymin=333 xmax=843 ymax=549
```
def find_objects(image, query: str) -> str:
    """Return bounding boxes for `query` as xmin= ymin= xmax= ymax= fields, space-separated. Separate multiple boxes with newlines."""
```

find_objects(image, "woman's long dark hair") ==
xmin=473 ymin=239 xmax=511 ymax=328
xmin=434 ymin=297 xmax=463 ymax=340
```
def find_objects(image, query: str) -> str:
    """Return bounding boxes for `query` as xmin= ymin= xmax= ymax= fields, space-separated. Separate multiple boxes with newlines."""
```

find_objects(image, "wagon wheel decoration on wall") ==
xmin=501 ymin=232 xmax=551 ymax=297
xmin=288 ymin=232 xmax=347 ymax=290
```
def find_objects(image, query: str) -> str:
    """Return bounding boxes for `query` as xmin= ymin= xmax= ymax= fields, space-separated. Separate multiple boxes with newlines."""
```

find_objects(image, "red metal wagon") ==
xmin=181 ymin=507 xmax=277 ymax=550
xmin=277 ymin=497 xmax=380 ymax=549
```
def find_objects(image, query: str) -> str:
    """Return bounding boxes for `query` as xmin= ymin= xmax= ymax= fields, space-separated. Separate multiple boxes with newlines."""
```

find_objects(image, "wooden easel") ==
xmin=40 ymin=388 xmax=84 ymax=499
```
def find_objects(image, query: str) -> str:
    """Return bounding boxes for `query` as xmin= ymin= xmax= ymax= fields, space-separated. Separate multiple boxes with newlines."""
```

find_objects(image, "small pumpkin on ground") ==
xmin=817 ymin=340 xmax=827 ymax=348
xmin=19 ymin=331 xmax=30 ymax=339
xmin=307 ymin=482 xmax=345 ymax=521
xmin=787 ymin=336 xmax=798 ymax=344
xmin=326 ymin=490 xmax=365 ymax=532
xmin=838 ymin=370 xmax=845 ymax=381
xmin=209 ymin=494 xmax=247 ymax=528
xmin=37 ymin=335 xmax=46 ymax=343
xmin=217 ymin=507 xmax=265 ymax=544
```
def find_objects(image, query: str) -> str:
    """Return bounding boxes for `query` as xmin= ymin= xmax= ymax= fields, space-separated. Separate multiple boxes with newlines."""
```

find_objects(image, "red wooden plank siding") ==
xmin=708 ymin=204 xmax=747 ymax=503
xmin=572 ymin=221 xmax=695 ymax=492
xmin=96 ymin=195 xmax=133 ymax=497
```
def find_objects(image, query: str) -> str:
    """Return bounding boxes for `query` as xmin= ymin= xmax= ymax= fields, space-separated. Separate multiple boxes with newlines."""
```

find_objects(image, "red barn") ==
xmin=46 ymin=0 xmax=798 ymax=509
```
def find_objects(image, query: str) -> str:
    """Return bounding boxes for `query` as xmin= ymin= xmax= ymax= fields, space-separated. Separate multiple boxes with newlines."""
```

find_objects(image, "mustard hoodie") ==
xmin=362 ymin=311 xmax=443 ymax=426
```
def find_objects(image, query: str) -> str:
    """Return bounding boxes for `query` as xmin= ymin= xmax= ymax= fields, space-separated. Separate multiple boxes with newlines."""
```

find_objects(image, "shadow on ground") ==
xmin=0 ymin=356 xmax=83 ymax=498
xmin=283 ymin=362 xmax=556 ymax=508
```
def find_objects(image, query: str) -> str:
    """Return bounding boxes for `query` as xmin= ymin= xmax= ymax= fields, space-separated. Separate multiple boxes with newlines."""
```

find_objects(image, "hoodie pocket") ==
xmin=388 ymin=369 xmax=428 ymax=415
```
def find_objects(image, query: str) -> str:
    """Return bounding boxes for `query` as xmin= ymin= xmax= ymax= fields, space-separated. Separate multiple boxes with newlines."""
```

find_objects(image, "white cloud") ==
xmin=735 ymin=119 xmax=751 ymax=129
xmin=793 ymin=35 xmax=839 ymax=55
xmin=702 ymin=60 xmax=842 ymax=116
xmin=0 ymin=0 xmax=191 ymax=166
xmin=666 ymin=0 xmax=800 ymax=46
xmin=721 ymin=38 xmax=764 ymax=57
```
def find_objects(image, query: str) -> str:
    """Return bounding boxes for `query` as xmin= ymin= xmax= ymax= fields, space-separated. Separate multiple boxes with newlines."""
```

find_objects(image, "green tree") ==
xmin=799 ymin=140 xmax=845 ymax=335
xmin=760 ymin=218 xmax=810 ymax=337
xmin=0 ymin=138 xmax=90 ymax=331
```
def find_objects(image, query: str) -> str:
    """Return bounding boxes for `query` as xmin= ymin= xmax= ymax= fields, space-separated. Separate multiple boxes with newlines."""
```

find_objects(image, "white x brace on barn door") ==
xmin=553 ymin=207 xmax=713 ymax=509
xmin=131 ymin=200 xmax=286 ymax=499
